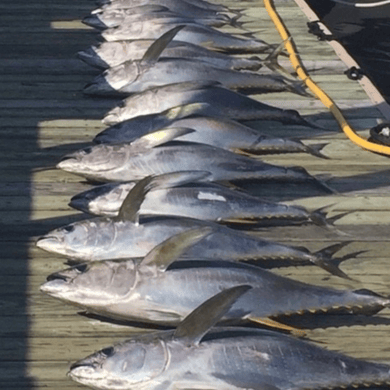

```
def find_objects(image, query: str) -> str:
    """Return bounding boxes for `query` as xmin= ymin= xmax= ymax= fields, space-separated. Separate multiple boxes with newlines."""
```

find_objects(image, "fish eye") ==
xmin=83 ymin=147 xmax=93 ymax=155
xmin=101 ymin=347 xmax=115 ymax=357
xmin=74 ymin=264 xmax=88 ymax=273
xmin=64 ymin=225 xmax=75 ymax=233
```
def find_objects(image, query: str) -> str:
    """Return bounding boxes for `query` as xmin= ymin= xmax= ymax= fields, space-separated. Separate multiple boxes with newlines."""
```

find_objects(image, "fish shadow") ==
xmin=277 ymin=312 xmax=390 ymax=330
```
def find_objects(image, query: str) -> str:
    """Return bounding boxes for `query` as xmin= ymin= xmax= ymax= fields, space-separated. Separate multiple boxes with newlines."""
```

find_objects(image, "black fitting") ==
xmin=344 ymin=66 xmax=365 ymax=81
xmin=307 ymin=21 xmax=334 ymax=41
xmin=369 ymin=123 xmax=390 ymax=146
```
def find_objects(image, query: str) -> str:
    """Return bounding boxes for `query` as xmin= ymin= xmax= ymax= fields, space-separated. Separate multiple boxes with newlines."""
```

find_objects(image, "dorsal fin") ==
xmin=174 ymin=285 xmax=252 ymax=346
xmin=115 ymin=171 xmax=210 ymax=222
xmin=139 ymin=226 xmax=213 ymax=274
xmin=141 ymin=25 xmax=185 ymax=66
xmin=132 ymin=127 xmax=195 ymax=149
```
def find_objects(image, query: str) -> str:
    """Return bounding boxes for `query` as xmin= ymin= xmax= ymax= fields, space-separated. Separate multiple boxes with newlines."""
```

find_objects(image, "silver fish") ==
xmin=38 ymin=174 xmax=348 ymax=278
xmin=102 ymin=81 xmax=318 ymax=127
xmin=68 ymin=287 xmax=390 ymax=390
xmin=101 ymin=23 xmax=271 ymax=54
xmin=95 ymin=0 xmax=230 ymax=15
xmin=83 ymin=5 xmax=171 ymax=29
xmin=84 ymin=8 xmax=234 ymax=30
xmin=69 ymin=177 xmax=331 ymax=227
xmin=40 ymin=229 xmax=388 ymax=326
xmin=94 ymin=106 xmax=326 ymax=158
xmin=84 ymin=57 xmax=305 ymax=97
xmin=78 ymin=40 xmax=264 ymax=71
xmin=56 ymin=127 xmax=324 ymax=184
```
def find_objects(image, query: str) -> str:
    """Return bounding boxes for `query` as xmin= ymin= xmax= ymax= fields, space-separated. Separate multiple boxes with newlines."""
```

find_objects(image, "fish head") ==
xmin=82 ymin=14 xmax=109 ymax=29
xmin=95 ymin=9 xmax=126 ymax=28
xmin=103 ymin=106 xmax=123 ymax=125
xmin=101 ymin=62 xmax=140 ymax=92
xmin=77 ymin=46 xmax=109 ymax=69
xmin=40 ymin=259 xmax=138 ymax=306
xmin=69 ymin=334 xmax=168 ymax=389
xmin=102 ymin=23 xmax=142 ymax=42
xmin=36 ymin=219 xmax=113 ymax=259
xmin=70 ymin=183 xmax=135 ymax=216
xmin=57 ymin=144 xmax=129 ymax=177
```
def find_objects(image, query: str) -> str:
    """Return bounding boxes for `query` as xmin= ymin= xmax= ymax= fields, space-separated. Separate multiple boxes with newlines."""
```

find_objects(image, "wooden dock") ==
xmin=2 ymin=0 xmax=390 ymax=388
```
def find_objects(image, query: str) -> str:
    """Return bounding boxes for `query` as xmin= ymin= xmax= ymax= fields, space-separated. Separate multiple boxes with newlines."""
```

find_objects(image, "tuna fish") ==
xmin=78 ymin=39 xmax=265 ymax=70
xmin=94 ymin=0 xmax=231 ymax=15
xmin=94 ymin=104 xmax=326 ymax=158
xmin=84 ymin=58 xmax=306 ymax=97
xmin=37 ymin=173 xmax=351 ymax=279
xmin=84 ymin=7 xmax=235 ymax=30
xmin=40 ymin=229 xmax=388 ymax=328
xmin=101 ymin=23 xmax=272 ymax=54
xmin=68 ymin=172 xmax=333 ymax=228
xmin=56 ymin=128 xmax=329 ymax=186
xmin=84 ymin=25 xmax=302 ymax=97
xmin=102 ymin=81 xmax=319 ymax=127
xmin=68 ymin=286 xmax=390 ymax=390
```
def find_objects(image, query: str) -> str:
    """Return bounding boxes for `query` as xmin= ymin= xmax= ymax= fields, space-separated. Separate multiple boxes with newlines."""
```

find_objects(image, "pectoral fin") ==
xmin=116 ymin=171 xmax=211 ymax=222
xmin=141 ymin=25 xmax=185 ymax=66
xmin=115 ymin=175 xmax=155 ymax=223
xmin=133 ymin=127 xmax=195 ymax=149
xmin=139 ymin=226 xmax=213 ymax=273
xmin=174 ymin=285 xmax=252 ymax=346
xmin=164 ymin=102 xmax=211 ymax=121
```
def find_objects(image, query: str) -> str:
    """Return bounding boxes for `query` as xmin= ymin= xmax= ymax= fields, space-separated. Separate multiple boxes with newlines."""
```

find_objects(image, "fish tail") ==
xmin=285 ymin=80 xmax=313 ymax=98
xmin=310 ymin=204 xmax=353 ymax=237
xmin=227 ymin=13 xmax=246 ymax=30
xmin=312 ymin=242 xmax=354 ymax=280
xmin=229 ymin=7 xmax=246 ymax=16
xmin=263 ymin=41 xmax=295 ymax=79
xmin=310 ymin=176 xmax=337 ymax=194
xmin=304 ymin=143 xmax=330 ymax=159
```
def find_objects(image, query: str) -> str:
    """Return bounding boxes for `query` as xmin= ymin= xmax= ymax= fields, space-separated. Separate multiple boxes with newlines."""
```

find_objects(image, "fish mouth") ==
xmin=56 ymin=156 xmax=80 ymax=171
xmin=36 ymin=236 xmax=63 ymax=253
xmin=69 ymin=194 xmax=91 ymax=214
xmin=68 ymin=363 xmax=102 ymax=382
xmin=102 ymin=112 xmax=121 ymax=125
xmin=40 ymin=278 xmax=69 ymax=297
xmin=93 ymin=132 xmax=111 ymax=144
xmin=77 ymin=48 xmax=108 ymax=69
xmin=84 ymin=79 xmax=116 ymax=96
xmin=82 ymin=15 xmax=108 ymax=30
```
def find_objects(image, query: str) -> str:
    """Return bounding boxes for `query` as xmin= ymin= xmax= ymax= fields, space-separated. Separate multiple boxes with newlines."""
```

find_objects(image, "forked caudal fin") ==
xmin=174 ymin=285 xmax=252 ymax=346
xmin=303 ymin=143 xmax=329 ymax=159
xmin=263 ymin=40 xmax=295 ymax=80
xmin=312 ymin=241 xmax=354 ymax=280
xmin=309 ymin=204 xmax=352 ymax=237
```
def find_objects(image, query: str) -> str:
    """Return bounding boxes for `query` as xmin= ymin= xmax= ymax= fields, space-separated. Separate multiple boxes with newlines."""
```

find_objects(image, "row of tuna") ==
xmin=37 ymin=0 xmax=390 ymax=389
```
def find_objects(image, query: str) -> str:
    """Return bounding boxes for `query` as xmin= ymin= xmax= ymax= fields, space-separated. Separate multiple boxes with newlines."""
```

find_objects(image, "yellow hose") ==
xmin=263 ymin=0 xmax=390 ymax=156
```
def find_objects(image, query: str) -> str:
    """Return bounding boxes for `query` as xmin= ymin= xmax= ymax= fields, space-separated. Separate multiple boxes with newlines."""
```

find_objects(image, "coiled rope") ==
xmin=263 ymin=0 xmax=390 ymax=156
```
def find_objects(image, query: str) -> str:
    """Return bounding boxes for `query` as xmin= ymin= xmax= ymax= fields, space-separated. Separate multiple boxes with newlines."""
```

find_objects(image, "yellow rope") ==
xmin=263 ymin=0 xmax=390 ymax=156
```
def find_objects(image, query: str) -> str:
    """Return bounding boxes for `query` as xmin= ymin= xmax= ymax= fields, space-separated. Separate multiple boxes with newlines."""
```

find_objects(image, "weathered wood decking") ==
xmin=2 ymin=0 xmax=390 ymax=388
